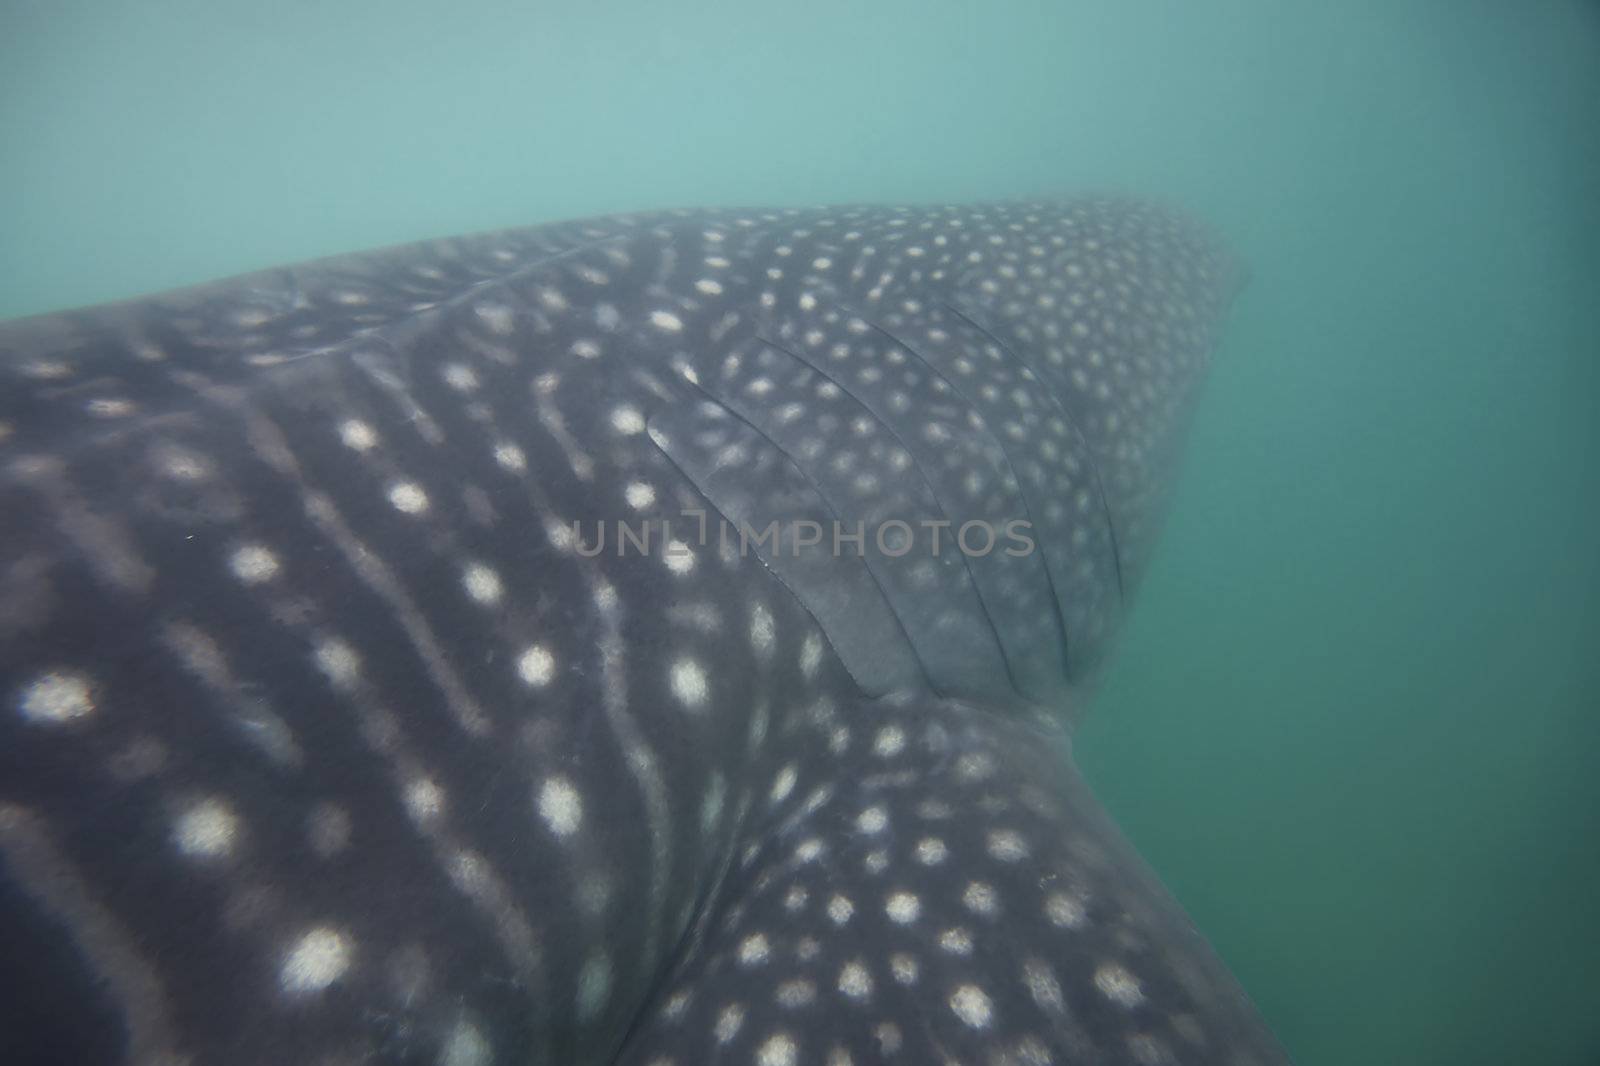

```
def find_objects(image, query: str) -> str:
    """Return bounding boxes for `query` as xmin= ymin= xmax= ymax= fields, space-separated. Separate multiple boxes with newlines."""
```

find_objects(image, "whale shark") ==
xmin=0 ymin=198 xmax=1287 ymax=1065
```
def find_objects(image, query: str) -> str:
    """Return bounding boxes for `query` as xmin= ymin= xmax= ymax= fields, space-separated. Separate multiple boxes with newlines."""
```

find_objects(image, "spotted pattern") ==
xmin=623 ymin=696 xmax=1280 ymax=1065
xmin=0 ymin=199 xmax=1280 ymax=1065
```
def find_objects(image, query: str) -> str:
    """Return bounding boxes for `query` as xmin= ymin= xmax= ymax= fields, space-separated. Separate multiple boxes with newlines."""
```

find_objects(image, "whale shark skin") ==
xmin=0 ymin=199 xmax=1286 ymax=1066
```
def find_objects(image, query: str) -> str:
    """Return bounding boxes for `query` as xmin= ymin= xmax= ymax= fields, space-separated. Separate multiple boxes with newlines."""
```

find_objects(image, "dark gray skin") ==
xmin=0 ymin=199 xmax=1285 ymax=1065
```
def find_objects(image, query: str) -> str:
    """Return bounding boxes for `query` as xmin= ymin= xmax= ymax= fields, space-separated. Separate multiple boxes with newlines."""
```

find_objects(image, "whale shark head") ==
xmin=0 ymin=198 xmax=1283 ymax=1066
xmin=634 ymin=199 xmax=1244 ymax=716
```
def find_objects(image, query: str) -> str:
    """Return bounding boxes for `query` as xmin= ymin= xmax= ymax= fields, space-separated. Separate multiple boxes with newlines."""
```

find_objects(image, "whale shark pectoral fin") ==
xmin=613 ymin=694 xmax=1289 ymax=1066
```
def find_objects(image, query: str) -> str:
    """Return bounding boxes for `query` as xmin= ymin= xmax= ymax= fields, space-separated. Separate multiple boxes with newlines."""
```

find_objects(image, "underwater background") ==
xmin=2 ymin=2 xmax=1596 ymax=1063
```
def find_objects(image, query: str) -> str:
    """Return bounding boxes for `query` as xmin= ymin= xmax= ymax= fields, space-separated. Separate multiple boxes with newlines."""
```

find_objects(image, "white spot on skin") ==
xmin=156 ymin=447 xmax=210 ymax=481
xmin=624 ymin=481 xmax=656 ymax=510
xmin=885 ymin=891 xmax=921 ymax=924
xmin=955 ymin=751 xmax=996 ymax=782
xmin=545 ymin=521 xmax=576 ymax=552
xmin=669 ymin=659 xmax=708 ymax=709
xmin=715 ymin=1003 xmax=744 ymax=1042
xmin=18 ymin=671 xmax=95 ymax=724
xmin=695 ymin=278 xmax=723 ymax=295
xmin=538 ymin=776 xmax=583 ymax=838
xmin=576 ymin=953 xmax=612 ymax=1022
xmin=663 ymin=540 xmax=695 ymax=575
xmin=338 ymin=419 xmax=377 ymax=451
xmin=650 ymin=310 xmax=684 ymax=333
xmin=461 ymin=563 xmax=503 ymax=605
xmin=855 ymin=806 xmax=888 ymax=834
xmin=403 ymin=778 xmax=445 ymax=822
xmin=949 ymin=984 xmax=994 ymax=1028
xmin=986 ymin=828 xmax=1029 ymax=862
xmin=776 ymin=979 xmax=816 ymax=1008
xmin=939 ymin=928 xmax=973 ymax=954
xmin=872 ymin=725 xmax=906 ymax=758
xmin=228 ymin=544 xmax=280 ymax=584
xmin=439 ymin=1019 xmax=491 ymax=1066
xmin=493 ymin=442 xmax=526 ymax=471
xmin=577 ymin=872 xmax=613 ymax=917
xmin=962 ymin=882 xmax=999 ymax=916
xmin=1045 ymin=892 xmax=1087 ymax=929
xmin=756 ymin=1033 xmax=798 ymax=1066
xmin=280 ymin=927 xmax=352 ymax=993
xmin=174 ymin=798 xmax=239 ymax=858
xmin=799 ymin=633 xmax=823 ymax=679
xmin=517 ymin=645 xmax=555 ymax=687
xmin=474 ymin=303 xmax=513 ymax=334
xmin=610 ymin=405 xmax=645 ymax=434
xmin=890 ymin=953 xmax=919 ymax=984
xmin=1023 ymin=959 xmax=1065 ymax=1013
xmin=827 ymin=895 xmax=854 ymax=925
xmin=442 ymin=364 xmax=479 ymax=391
xmin=914 ymin=837 xmax=948 ymax=865
xmin=770 ymin=765 xmax=798 ymax=804
xmin=1095 ymin=963 xmax=1145 ymax=1007
xmin=738 ymin=932 xmax=771 ymax=966
xmin=838 ymin=960 xmax=873 ymax=1000
xmin=86 ymin=397 xmax=135 ymax=418
xmin=749 ymin=603 xmax=776 ymax=658
xmin=388 ymin=482 xmax=429 ymax=514
xmin=659 ymin=989 xmax=691 ymax=1022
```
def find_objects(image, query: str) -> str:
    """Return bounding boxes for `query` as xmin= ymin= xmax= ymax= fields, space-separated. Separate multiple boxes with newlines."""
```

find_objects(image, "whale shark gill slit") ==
xmin=831 ymin=300 xmax=1078 ymax=685
xmin=645 ymin=380 xmax=929 ymax=698
xmin=941 ymin=295 xmax=1129 ymax=606
xmin=752 ymin=328 xmax=1023 ymax=703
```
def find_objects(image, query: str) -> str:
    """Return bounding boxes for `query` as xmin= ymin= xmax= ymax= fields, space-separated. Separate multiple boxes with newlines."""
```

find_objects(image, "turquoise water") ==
xmin=3 ymin=2 xmax=1596 ymax=1063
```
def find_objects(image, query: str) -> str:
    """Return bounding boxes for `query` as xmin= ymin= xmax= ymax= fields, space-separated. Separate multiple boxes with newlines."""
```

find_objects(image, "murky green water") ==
xmin=3 ymin=3 xmax=1596 ymax=1063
